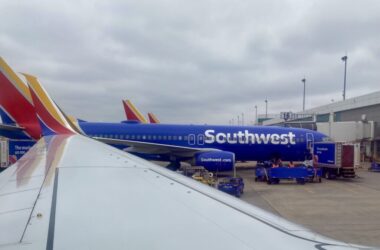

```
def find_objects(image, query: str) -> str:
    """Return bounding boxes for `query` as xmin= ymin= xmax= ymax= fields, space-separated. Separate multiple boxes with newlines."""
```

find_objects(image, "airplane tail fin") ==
xmin=22 ymin=73 xmax=79 ymax=136
xmin=148 ymin=112 xmax=160 ymax=124
xmin=122 ymin=100 xmax=147 ymax=123
xmin=0 ymin=57 xmax=41 ymax=139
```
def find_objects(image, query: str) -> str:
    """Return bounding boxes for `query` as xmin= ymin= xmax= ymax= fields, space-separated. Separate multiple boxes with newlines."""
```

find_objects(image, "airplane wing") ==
xmin=0 ymin=134 xmax=367 ymax=250
xmin=94 ymin=136 xmax=219 ymax=157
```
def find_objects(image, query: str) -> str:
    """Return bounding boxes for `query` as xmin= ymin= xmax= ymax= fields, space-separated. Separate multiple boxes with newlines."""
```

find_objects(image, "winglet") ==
xmin=22 ymin=73 xmax=78 ymax=136
xmin=0 ymin=57 xmax=41 ymax=139
xmin=122 ymin=100 xmax=147 ymax=123
xmin=148 ymin=112 xmax=160 ymax=124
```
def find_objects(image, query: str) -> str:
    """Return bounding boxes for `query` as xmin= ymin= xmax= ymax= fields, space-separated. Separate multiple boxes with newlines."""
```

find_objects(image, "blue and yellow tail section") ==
xmin=0 ymin=57 xmax=41 ymax=140
xmin=22 ymin=73 xmax=79 ymax=136
xmin=122 ymin=100 xmax=147 ymax=123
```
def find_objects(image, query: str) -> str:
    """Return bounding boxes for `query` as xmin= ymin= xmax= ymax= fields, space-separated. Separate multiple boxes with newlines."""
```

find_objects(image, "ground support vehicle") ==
xmin=254 ymin=161 xmax=272 ymax=182
xmin=314 ymin=142 xmax=356 ymax=179
xmin=217 ymin=177 xmax=244 ymax=197
xmin=255 ymin=166 xmax=269 ymax=182
xmin=192 ymin=170 xmax=217 ymax=187
xmin=369 ymin=161 xmax=380 ymax=172
xmin=267 ymin=167 xmax=309 ymax=185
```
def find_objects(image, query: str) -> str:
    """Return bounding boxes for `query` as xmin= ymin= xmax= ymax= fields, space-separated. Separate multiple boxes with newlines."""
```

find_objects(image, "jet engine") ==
xmin=193 ymin=151 xmax=235 ymax=172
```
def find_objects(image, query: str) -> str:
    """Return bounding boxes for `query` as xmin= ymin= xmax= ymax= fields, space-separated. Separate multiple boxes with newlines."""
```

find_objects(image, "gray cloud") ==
xmin=1 ymin=0 xmax=379 ymax=125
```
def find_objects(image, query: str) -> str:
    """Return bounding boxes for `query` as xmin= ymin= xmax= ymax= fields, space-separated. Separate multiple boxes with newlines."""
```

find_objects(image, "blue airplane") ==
xmin=0 ymin=57 xmax=330 ymax=171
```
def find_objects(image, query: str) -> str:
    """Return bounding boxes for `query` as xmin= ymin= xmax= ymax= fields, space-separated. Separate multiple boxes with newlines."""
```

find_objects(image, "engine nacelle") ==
xmin=193 ymin=151 xmax=235 ymax=172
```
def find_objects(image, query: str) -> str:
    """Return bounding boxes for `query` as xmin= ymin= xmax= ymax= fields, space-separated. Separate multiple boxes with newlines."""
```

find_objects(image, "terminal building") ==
xmin=260 ymin=91 xmax=380 ymax=162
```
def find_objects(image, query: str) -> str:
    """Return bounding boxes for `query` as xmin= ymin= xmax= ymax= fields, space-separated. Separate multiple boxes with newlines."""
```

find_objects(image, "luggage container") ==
xmin=217 ymin=177 xmax=244 ymax=197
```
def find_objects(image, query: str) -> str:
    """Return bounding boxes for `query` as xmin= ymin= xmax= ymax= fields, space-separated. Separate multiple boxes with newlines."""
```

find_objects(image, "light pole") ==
xmin=237 ymin=115 xmax=240 ymax=126
xmin=301 ymin=78 xmax=306 ymax=111
xmin=254 ymin=105 xmax=258 ymax=125
xmin=241 ymin=113 xmax=244 ymax=126
xmin=341 ymin=55 xmax=348 ymax=100
xmin=265 ymin=99 xmax=268 ymax=119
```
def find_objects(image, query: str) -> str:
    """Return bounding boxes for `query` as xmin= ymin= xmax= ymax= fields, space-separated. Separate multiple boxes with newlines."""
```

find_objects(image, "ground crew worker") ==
xmin=272 ymin=158 xmax=281 ymax=168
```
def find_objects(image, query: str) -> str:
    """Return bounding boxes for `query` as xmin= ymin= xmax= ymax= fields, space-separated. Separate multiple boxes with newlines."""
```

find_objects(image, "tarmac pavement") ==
xmin=238 ymin=167 xmax=380 ymax=247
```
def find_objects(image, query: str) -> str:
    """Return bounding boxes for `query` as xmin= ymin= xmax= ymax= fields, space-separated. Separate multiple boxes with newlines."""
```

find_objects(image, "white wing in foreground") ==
xmin=0 ymin=135 xmax=370 ymax=249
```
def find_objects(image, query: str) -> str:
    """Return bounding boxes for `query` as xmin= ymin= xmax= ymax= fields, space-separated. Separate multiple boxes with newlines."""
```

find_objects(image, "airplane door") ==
xmin=197 ymin=134 xmax=204 ymax=145
xmin=306 ymin=133 xmax=314 ymax=153
xmin=188 ymin=134 xmax=196 ymax=145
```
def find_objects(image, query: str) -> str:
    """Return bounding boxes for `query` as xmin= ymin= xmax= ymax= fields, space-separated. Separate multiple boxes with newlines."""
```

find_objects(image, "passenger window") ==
xmin=168 ymin=136 xmax=172 ymax=140
xmin=197 ymin=134 xmax=204 ymax=145
xmin=178 ymin=136 xmax=182 ymax=140
xmin=173 ymin=136 xmax=177 ymax=140
xmin=188 ymin=134 xmax=196 ymax=145
xmin=153 ymin=135 xmax=157 ymax=140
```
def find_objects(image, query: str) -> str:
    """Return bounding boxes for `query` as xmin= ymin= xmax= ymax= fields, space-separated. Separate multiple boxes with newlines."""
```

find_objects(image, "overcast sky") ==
xmin=1 ymin=0 xmax=379 ymax=125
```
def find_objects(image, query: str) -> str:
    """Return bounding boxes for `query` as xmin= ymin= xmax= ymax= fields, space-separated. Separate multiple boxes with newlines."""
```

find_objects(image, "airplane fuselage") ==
xmin=79 ymin=122 xmax=328 ymax=162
